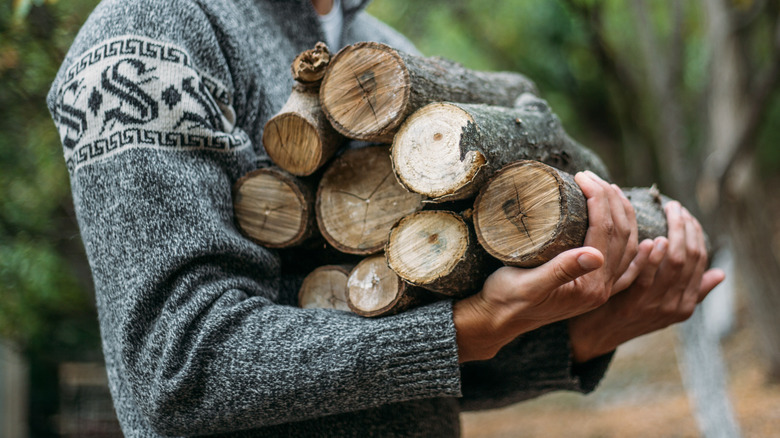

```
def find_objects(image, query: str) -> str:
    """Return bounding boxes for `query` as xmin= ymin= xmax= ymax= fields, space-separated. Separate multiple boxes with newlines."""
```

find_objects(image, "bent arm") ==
xmin=48 ymin=14 xmax=461 ymax=434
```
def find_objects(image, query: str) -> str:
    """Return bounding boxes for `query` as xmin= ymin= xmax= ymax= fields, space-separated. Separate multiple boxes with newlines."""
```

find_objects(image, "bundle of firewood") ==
xmin=233 ymin=42 xmax=680 ymax=318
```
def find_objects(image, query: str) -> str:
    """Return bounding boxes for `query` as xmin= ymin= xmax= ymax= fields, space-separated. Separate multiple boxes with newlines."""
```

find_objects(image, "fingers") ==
xmin=698 ymin=268 xmax=726 ymax=302
xmin=575 ymin=172 xmax=613 ymax=256
xmin=533 ymin=246 xmax=604 ymax=292
xmin=613 ymin=238 xmax=653 ymax=292
xmin=575 ymin=172 xmax=637 ymax=288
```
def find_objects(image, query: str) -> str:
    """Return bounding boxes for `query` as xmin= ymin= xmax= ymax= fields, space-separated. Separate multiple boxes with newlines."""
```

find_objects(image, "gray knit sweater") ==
xmin=47 ymin=0 xmax=611 ymax=436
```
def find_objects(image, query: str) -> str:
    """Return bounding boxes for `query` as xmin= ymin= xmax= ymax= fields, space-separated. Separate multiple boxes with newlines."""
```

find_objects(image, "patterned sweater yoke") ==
xmin=47 ymin=0 xmax=611 ymax=436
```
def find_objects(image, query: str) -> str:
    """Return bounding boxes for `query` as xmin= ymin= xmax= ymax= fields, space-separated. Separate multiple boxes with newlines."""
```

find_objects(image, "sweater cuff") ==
xmin=368 ymin=300 xmax=462 ymax=401
xmin=571 ymin=350 xmax=615 ymax=393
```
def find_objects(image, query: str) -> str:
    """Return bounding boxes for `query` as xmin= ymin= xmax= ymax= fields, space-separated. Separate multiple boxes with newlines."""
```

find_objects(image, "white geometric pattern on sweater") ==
xmin=51 ymin=35 xmax=250 ymax=173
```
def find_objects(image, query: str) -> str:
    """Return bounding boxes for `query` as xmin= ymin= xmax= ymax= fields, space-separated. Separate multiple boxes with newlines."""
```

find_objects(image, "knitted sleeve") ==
xmin=47 ymin=1 xmax=460 ymax=435
xmin=458 ymin=321 xmax=614 ymax=411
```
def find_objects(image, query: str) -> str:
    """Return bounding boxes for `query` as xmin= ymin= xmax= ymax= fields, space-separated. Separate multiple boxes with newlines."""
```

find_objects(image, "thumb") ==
xmin=535 ymin=247 xmax=604 ymax=291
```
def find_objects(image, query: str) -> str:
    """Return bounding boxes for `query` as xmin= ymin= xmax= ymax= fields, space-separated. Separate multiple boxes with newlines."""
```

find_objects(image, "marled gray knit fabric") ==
xmin=47 ymin=0 xmax=610 ymax=436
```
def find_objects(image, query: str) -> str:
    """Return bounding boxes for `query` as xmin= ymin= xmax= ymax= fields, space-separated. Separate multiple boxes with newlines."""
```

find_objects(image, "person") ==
xmin=47 ymin=0 xmax=724 ymax=436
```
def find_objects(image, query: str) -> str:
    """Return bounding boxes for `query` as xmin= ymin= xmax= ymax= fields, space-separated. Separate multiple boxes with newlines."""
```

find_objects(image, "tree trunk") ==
xmin=263 ymin=43 xmax=344 ymax=176
xmin=386 ymin=210 xmax=492 ymax=297
xmin=316 ymin=145 xmax=423 ymax=255
xmin=233 ymin=167 xmax=317 ymax=248
xmin=391 ymin=95 xmax=609 ymax=202
xmin=298 ymin=264 xmax=353 ymax=311
xmin=320 ymin=41 xmax=538 ymax=143
xmin=346 ymin=254 xmax=433 ymax=317
xmin=473 ymin=161 xmax=687 ymax=267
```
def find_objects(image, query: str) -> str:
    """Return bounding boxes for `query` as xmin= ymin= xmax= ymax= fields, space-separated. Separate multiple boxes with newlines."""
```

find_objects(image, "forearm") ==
xmin=458 ymin=321 xmax=614 ymax=411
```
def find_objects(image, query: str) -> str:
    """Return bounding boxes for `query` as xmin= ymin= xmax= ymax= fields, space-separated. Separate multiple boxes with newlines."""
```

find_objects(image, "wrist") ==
xmin=452 ymin=293 xmax=540 ymax=363
xmin=568 ymin=314 xmax=612 ymax=363
xmin=453 ymin=295 xmax=510 ymax=363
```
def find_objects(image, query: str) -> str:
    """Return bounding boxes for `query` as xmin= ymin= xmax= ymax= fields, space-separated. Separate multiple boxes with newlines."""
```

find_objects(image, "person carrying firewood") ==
xmin=47 ymin=0 xmax=723 ymax=436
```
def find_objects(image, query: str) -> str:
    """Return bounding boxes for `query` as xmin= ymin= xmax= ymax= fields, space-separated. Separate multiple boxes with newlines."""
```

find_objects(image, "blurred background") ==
xmin=1 ymin=0 xmax=779 ymax=436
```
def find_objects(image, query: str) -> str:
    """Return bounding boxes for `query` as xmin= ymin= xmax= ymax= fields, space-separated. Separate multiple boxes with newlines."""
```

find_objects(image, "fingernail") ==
xmin=578 ymin=253 xmax=602 ymax=270
xmin=656 ymin=239 xmax=667 ymax=251
xmin=585 ymin=170 xmax=602 ymax=181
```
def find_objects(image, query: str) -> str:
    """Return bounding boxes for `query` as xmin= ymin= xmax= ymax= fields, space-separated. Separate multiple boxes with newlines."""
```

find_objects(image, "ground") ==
xmin=461 ymin=300 xmax=780 ymax=437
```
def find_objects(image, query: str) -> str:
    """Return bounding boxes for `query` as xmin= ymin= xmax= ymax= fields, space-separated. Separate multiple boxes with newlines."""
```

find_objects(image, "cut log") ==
xmin=316 ymin=145 xmax=423 ymax=255
xmin=474 ymin=161 xmax=700 ymax=267
xmin=233 ymin=167 xmax=316 ymax=248
xmin=474 ymin=161 xmax=589 ymax=267
xmin=319 ymin=41 xmax=538 ymax=143
xmin=391 ymin=94 xmax=610 ymax=202
xmin=263 ymin=43 xmax=344 ymax=176
xmin=346 ymin=254 xmax=432 ymax=317
xmin=298 ymin=264 xmax=353 ymax=311
xmin=386 ymin=210 xmax=492 ymax=297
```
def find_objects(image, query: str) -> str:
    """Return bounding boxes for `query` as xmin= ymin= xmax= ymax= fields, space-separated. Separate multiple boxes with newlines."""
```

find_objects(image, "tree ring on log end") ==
xmin=316 ymin=145 xmax=423 ymax=255
xmin=346 ymin=255 xmax=403 ymax=317
xmin=298 ymin=265 xmax=351 ymax=311
xmin=320 ymin=42 xmax=410 ymax=141
xmin=233 ymin=168 xmax=310 ymax=248
xmin=386 ymin=211 xmax=469 ymax=286
xmin=263 ymin=113 xmax=322 ymax=176
xmin=474 ymin=161 xmax=565 ymax=267
xmin=392 ymin=103 xmax=486 ymax=199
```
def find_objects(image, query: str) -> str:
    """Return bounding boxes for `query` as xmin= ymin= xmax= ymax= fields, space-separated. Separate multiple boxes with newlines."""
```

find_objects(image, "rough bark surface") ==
xmin=316 ymin=145 xmax=423 ymax=255
xmin=346 ymin=255 xmax=432 ymax=317
xmin=386 ymin=210 xmax=491 ymax=297
xmin=232 ymin=167 xmax=316 ymax=248
xmin=320 ymin=41 xmax=538 ymax=143
xmin=392 ymin=95 xmax=610 ymax=202
xmin=298 ymin=264 xmax=353 ymax=311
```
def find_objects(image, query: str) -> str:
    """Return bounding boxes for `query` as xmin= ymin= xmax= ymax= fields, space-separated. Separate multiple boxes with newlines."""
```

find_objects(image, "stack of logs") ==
xmin=234 ymin=42 xmax=679 ymax=318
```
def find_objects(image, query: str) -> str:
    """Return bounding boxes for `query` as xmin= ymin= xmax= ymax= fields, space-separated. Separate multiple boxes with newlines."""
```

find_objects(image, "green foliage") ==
xmin=0 ymin=0 xmax=101 ymax=356
xmin=368 ymin=0 xmax=780 ymax=186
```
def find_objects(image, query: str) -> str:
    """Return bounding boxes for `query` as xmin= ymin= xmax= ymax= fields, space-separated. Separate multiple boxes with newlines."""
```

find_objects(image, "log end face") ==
xmin=320 ymin=42 xmax=409 ymax=141
xmin=263 ymin=114 xmax=322 ymax=176
xmin=392 ymin=103 xmax=483 ymax=200
xmin=386 ymin=211 xmax=469 ymax=286
xmin=317 ymin=145 xmax=423 ymax=255
xmin=346 ymin=255 xmax=401 ymax=316
xmin=298 ymin=265 xmax=351 ymax=311
xmin=233 ymin=169 xmax=309 ymax=248
xmin=474 ymin=161 xmax=564 ymax=266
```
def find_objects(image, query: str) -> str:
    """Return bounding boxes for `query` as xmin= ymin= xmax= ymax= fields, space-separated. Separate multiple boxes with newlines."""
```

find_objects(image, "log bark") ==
xmin=233 ymin=167 xmax=316 ymax=248
xmin=346 ymin=254 xmax=433 ymax=317
xmin=263 ymin=43 xmax=344 ymax=176
xmin=320 ymin=41 xmax=538 ymax=143
xmin=385 ymin=210 xmax=492 ymax=297
xmin=391 ymin=94 xmax=610 ymax=202
xmin=316 ymin=145 xmax=423 ymax=255
xmin=298 ymin=264 xmax=353 ymax=311
xmin=474 ymin=161 xmax=697 ymax=267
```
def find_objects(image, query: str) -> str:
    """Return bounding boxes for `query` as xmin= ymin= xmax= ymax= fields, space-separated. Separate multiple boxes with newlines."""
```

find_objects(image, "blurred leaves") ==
xmin=368 ymin=0 xmax=780 ymax=186
xmin=1 ymin=0 xmax=100 ymax=356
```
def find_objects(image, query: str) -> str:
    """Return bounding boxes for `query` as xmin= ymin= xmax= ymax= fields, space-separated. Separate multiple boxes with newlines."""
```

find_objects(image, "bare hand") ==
xmin=568 ymin=201 xmax=726 ymax=363
xmin=454 ymin=171 xmax=638 ymax=362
